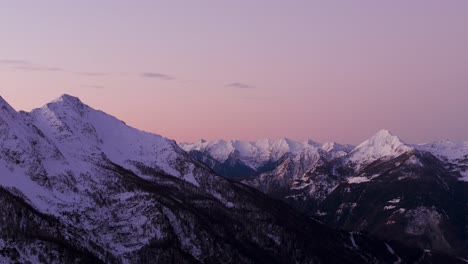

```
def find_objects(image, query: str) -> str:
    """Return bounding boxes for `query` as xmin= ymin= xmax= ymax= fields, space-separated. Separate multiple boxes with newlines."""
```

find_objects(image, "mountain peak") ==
xmin=45 ymin=94 xmax=89 ymax=116
xmin=372 ymin=129 xmax=394 ymax=139
xmin=53 ymin=94 xmax=85 ymax=105
xmin=357 ymin=129 xmax=409 ymax=150
xmin=366 ymin=129 xmax=406 ymax=146
xmin=348 ymin=129 xmax=413 ymax=165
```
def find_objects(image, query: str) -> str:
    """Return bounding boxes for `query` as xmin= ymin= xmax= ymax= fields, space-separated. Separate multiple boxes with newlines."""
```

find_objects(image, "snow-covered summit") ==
xmin=52 ymin=93 xmax=83 ymax=104
xmin=347 ymin=129 xmax=413 ymax=168
xmin=49 ymin=94 xmax=89 ymax=114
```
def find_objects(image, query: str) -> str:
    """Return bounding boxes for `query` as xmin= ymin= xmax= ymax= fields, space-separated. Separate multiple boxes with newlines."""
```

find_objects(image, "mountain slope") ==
xmin=317 ymin=151 xmax=468 ymax=258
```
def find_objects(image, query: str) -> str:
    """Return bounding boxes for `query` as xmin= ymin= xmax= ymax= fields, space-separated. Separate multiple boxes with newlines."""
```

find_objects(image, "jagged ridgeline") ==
xmin=182 ymin=130 xmax=468 ymax=259
xmin=0 ymin=94 xmax=464 ymax=263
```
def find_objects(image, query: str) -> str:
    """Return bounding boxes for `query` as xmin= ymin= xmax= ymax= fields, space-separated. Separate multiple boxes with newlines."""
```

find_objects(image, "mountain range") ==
xmin=181 ymin=130 xmax=468 ymax=259
xmin=0 ymin=94 xmax=465 ymax=263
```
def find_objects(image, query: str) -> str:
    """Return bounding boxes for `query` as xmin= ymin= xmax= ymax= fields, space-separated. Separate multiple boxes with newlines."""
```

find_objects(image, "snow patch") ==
xmin=388 ymin=198 xmax=401 ymax=204
xmin=350 ymin=232 xmax=359 ymax=249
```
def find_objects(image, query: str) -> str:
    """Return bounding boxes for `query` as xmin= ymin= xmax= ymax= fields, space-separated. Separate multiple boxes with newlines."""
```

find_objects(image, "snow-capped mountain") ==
xmin=346 ymin=129 xmax=414 ymax=171
xmin=414 ymin=140 xmax=468 ymax=181
xmin=180 ymin=138 xmax=352 ymax=178
xmin=183 ymin=130 xmax=468 ymax=259
xmin=2 ymin=94 xmax=455 ymax=263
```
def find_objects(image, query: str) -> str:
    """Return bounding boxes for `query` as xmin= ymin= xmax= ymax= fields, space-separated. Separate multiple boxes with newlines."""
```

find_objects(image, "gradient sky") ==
xmin=1 ymin=1 xmax=468 ymax=144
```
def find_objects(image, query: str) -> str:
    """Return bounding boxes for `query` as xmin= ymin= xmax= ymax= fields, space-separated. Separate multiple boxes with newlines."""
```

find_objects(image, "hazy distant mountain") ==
xmin=182 ymin=130 xmax=468 ymax=259
xmin=2 ymin=94 xmax=459 ymax=263
xmin=180 ymin=139 xmax=353 ymax=178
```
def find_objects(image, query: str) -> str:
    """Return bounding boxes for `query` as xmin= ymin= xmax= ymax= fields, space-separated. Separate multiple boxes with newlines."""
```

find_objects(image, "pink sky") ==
xmin=1 ymin=1 xmax=468 ymax=144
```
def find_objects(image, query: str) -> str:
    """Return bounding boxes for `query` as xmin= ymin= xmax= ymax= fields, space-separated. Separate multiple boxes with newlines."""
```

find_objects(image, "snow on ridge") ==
xmin=182 ymin=129 xmax=415 ymax=175
xmin=30 ymin=94 xmax=201 ymax=186
xmin=414 ymin=141 xmax=468 ymax=181
xmin=180 ymin=138 xmax=353 ymax=170
xmin=321 ymin=142 xmax=354 ymax=158
xmin=181 ymin=131 xmax=417 ymax=174
xmin=51 ymin=93 xmax=82 ymax=105
xmin=180 ymin=139 xmax=235 ymax=162
xmin=414 ymin=141 xmax=468 ymax=161
xmin=347 ymin=176 xmax=371 ymax=184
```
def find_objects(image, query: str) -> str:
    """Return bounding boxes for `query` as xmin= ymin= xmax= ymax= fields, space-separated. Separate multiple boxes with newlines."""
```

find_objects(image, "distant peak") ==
xmin=200 ymin=139 xmax=207 ymax=143
xmin=373 ymin=129 xmax=394 ymax=138
xmin=359 ymin=129 xmax=406 ymax=147
xmin=367 ymin=129 xmax=408 ymax=145
xmin=349 ymin=129 xmax=412 ymax=164
xmin=307 ymin=139 xmax=321 ymax=148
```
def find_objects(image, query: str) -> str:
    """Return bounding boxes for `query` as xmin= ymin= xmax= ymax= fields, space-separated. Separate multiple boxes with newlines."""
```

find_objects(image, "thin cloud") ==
xmin=0 ymin=59 xmax=30 ymax=65
xmin=80 ymin=84 xmax=104 ymax=89
xmin=76 ymin=72 xmax=109 ymax=76
xmin=0 ymin=59 xmax=112 ymax=76
xmin=240 ymin=96 xmax=273 ymax=101
xmin=13 ymin=66 xmax=64 ymax=72
xmin=226 ymin=82 xmax=255 ymax=89
xmin=1 ymin=59 xmax=64 ymax=72
xmin=141 ymin=72 xmax=174 ymax=80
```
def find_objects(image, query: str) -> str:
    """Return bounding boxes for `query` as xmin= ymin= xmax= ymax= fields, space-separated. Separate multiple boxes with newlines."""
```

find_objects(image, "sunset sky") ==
xmin=1 ymin=1 xmax=468 ymax=144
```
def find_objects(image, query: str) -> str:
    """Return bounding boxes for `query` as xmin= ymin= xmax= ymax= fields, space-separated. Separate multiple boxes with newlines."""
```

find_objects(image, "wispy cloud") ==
xmin=76 ymin=72 xmax=109 ymax=76
xmin=1 ymin=58 xmax=64 ymax=72
xmin=240 ymin=96 xmax=273 ymax=101
xmin=0 ymin=59 xmax=30 ymax=65
xmin=226 ymin=82 xmax=255 ymax=89
xmin=141 ymin=72 xmax=174 ymax=80
xmin=80 ymin=84 xmax=104 ymax=89
xmin=13 ymin=66 xmax=64 ymax=72
xmin=0 ymin=58 xmax=112 ymax=77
